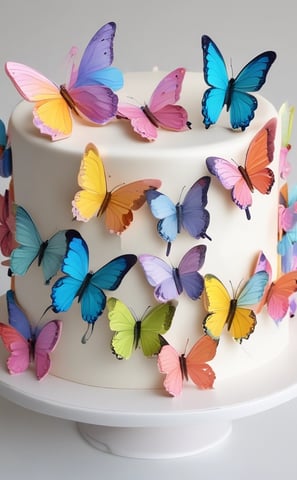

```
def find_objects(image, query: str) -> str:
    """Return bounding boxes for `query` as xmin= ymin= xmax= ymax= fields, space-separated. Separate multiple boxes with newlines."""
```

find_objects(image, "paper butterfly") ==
xmin=278 ymin=184 xmax=297 ymax=273
xmin=0 ymin=188 xmax=16 ymax=258
xmin=278 ymin=183 xmax=297 ymax=235
xmin=0 ymin=119 xmax=12 ymax=177
xmin=72 ymin=143 xmax=161 ymax=233
xmin=203 ymin=271 xmax=269 ymax=342
xmin=0 ymin=289 xmax=62 ymax=380
xmin=146 ymin=176 xmax=211 ymax=256
xmin=117 ymin=68 xmax=189 ymax=141
xmin=279 ymin=103 xmax=295 ymax=179
xmin=157 ymin=335 xmax=217 ymax=396
xmin=10 ymin=205 xmax=67 ymax=284
xmin=138 ymin=245 xmax=206 ymax=302
xmin=50 ymin=230 xmax=137 ymax=341
xmin=255 ymin=251 xmax=297 ymax=323
xmin=107 ymin=297 xmax=176 ymax=359
xmin=5 ymin=22 xmax=123 ymax=141
xmin=206 ymin=118 xmax=276 ymax=220
xmin=201 ymin=34 xmax=276 ymax=130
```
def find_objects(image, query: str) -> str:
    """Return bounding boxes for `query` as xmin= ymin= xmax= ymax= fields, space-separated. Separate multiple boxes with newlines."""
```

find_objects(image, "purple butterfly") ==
xmin=0 ymin=290 xmax=62 ymax=380
xmin=138 ymin=245 xmax=206 ymax=302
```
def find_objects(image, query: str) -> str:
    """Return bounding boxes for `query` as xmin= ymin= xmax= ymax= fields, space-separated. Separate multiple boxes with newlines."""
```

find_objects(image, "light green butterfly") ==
xmin=107 ymin=297 xmax=176 ymax=359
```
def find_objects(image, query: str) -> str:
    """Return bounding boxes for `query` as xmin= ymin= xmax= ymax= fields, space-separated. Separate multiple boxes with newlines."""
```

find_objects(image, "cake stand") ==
xmin=0 ymin=321 xmax=297 ymax=459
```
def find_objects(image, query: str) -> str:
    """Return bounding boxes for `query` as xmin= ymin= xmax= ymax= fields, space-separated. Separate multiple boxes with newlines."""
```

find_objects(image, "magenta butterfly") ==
xmin=206 ymin=118 xmax=276 ymax=219
xmin=117 ymin=68 xmax=190 ymax=140
xmin=0 ymin=290 xmax=62 ymax=380
xmin=138 ymin=245 xmax=206 ymax=302
xmin=5 ymin=22 xmax=123 ymax=140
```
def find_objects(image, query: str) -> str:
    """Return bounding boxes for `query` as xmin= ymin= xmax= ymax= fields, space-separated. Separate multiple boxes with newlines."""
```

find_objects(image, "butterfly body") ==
xmin=206 ymin=118 xmax=276 ymax=219
xmin=107 ymin=297 xmax=175 ymax=359
xmin=158 ymin=335 xmax=217 ymax=396
xmin=201 ymin=35 xmax=276 ymax=130
xmin=0 ymin=290 xmax=62 ymax=380
xmin=146 ymin=176 xmax=211 ymax=255
xmin=5 ymin=22 xmax=123 ymax=140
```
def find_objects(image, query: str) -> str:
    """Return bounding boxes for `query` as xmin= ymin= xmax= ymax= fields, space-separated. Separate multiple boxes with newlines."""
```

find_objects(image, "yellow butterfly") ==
xmin=203 ymin=272 xmax=268 ymax=342
xmin=72 ymin=143 xmax=161 ymax=234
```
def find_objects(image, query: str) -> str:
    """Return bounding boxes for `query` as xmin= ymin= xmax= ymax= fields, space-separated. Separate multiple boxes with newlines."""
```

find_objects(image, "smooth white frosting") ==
xmin=7 ymin=71 xmax=287 ymax=389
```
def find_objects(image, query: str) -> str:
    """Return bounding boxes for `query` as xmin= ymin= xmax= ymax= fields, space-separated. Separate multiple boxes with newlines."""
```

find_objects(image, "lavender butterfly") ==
xmin=138 ymin=245 xmax=206 ymax=302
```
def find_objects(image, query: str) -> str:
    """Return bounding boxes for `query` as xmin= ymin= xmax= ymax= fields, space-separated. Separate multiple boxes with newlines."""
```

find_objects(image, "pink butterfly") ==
xmin=138 ymin=245 xmax=206 ymax=302
xmin=0 ymin=290 xmax=62 ymax=380
xmin=158 ymin=336 xmax=217 ymax=396
xmin=5 ymin=22 xmax=123 ymax=140
xmin=117 ymin=68 xmax=190 ymax=140
xmin=206 ymin=118 xmax=276 ymax=219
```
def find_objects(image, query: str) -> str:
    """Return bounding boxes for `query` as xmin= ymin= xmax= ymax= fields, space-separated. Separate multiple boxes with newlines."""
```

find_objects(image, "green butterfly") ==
xmin=107 ymin=297 xmax=176 ymax=359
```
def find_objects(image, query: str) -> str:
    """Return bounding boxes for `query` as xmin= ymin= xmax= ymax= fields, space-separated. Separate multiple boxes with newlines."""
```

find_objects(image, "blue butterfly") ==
xmin=10 ymin=205 xmax=67 ymax=284
xmin=0 ymin=119 xmax=12 ymax=177
xmin=50 ymin=230 xmax=137 ymax=341
xmin=201 ymin=35 xmax=276 ymax=131
xmin=146 ymin=176 xmax=211 ymax=256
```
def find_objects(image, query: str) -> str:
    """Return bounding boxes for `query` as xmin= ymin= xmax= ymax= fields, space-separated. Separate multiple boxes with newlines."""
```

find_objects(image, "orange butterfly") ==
xmin=72 ymin=143 xmax=161 ymax=234
xmin=206 ymin=118 xmax=276 ymax=219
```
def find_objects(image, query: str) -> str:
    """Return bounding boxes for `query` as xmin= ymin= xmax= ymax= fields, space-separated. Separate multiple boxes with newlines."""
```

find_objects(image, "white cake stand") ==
xmin=0 ymin=321 xmax=297 ymax=459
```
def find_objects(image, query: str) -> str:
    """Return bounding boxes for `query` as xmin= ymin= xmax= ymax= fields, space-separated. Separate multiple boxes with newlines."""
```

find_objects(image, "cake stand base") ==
xmin=77 ymin=421 xmax=232 ymax=459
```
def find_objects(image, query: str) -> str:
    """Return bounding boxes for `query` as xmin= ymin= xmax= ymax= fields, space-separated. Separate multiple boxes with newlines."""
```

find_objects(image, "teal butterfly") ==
xmin=107 ymin=297 xmax=176 ymax=359
xmin=10 ymin=205 xmax=67 ymax=284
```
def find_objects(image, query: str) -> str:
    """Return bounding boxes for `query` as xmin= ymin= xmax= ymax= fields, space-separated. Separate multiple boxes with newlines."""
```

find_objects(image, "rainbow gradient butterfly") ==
xmin=0 ymin=290 xmax=62 ymax=380
xmin=107 ymin=297 xmax=176 ymax=359
xmin=206 ymin=118 xmax=276 ymax=220
xmin=117 ymin=68 xmax=190 ymax=141
xmin=72 ymin=143 xmax=161 ymax=234
xmin=50 ymin=230 xmax=137 ymax=341
xmin=138 ymin=245 xmax=206 ymax=302
xmin=146 ymin=176 xmax=211 ymax=255
xmin=255 ymin=251 xmax=297 ymax=323
xmin=158 ymin=335 xmax=217 ymax=396
xmin=5 ymin=22 xmax=123 ymax=140
xmin=0 ymin=119 xmax=12 ymax=177
xmin=201 ymin=34 xmax=276 ymax=130
xmin=203 ymin=271 xmax=269 ymax=342
xmin=278 ymin=184 xmax=297 ymax=273
xmin=10 ymin=205 xmax=67 ymax=284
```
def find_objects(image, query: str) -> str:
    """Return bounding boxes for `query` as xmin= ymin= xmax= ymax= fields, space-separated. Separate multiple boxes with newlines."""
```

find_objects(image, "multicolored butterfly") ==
xmin=107 ymin=297 xmax=175 ymax=359
xmin=138 ymin=245 xmax=206 ymax=302
xmin=72 ymin=143 xmax=161 ymax=233
xmin=146 ymin=176 xmax=211 ymax=256
xmin=50 ymin=230 xmax=137 ymax=341
xmin=279 ymin=102 xmax=295 ymax=179
xmin=203 ymin=271 xmax=269 ymax=342
xmin=206 ymin=118 xmax=276 ymax=220
xmin=201 ymin=34 xmax=276 ymax=130
xmin=158 ymin=335 xmax=217 ymax=396
xmin=255 ymin=251 xmax=297 ymax=323
xmin=0 ymin=187 xmax=16 ymax=258
xmin=5 ymin=22 xmax=123 ymax=141
xmin=10 ymin=205 xmax=67 ymax=284
xmin=0 ymin=289 xmax=62 ymax=380
xmin=278 ymin=184 xmax=297 ymax=273
xmin=0 ymin=119 xmax=12 ymax=177
xmin=117 ymin=68 xmax=190 ymax=141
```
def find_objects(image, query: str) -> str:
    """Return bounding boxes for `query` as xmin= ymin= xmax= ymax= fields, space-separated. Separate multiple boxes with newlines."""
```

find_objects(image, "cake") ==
xmin=0 ymin=23 xmax=295 ymax=395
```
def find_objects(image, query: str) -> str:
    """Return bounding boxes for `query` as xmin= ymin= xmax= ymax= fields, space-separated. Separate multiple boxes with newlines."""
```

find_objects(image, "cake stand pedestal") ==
xmin=1 ymin=322 xmax=297 ymax=459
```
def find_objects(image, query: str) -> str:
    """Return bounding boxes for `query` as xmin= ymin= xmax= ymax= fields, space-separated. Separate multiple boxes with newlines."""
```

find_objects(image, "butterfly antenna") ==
xmin=81 ymin=323 xmax=94 ymax=344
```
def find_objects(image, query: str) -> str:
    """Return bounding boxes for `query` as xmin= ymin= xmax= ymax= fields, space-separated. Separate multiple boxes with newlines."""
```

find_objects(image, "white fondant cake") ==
xmin=3 ymin=69 xmax=288 ymax=390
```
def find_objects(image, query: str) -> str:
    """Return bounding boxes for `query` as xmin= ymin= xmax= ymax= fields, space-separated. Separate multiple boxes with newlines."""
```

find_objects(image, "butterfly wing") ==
xmin=34 ymin=320 xmax=62 ymax=380
xmin=186 ymin=335 xmax=217 ymax=389
xmin=138 ymin=254 xmax=178 ymax=302
xmin=146 ymin=190 xmax=178 ymax=244
xmin=0 ymin=323 xmax=30 ymax=375
xmin=0 ymin=188 xmax=15 ymax=257
xmin=178 ymin=245 xmax=206 ymax=300
xmin=203 ymin=274 xmax=232 ymax=340
xmin=140 ymin=303 xmax=175 ymax=356
xmin=6 ymin=289 xmax=32 ymax=339
xmin=158 ymin=344 xmax=183 ymax=396
xmin=266 ymin=272 xmax=297 ymax=322
xmin=41 ymin=230 xmax=67 ymax=284
xmin=117 ymin=103 xmax=159 ymax=141
xmin=181 ymin=176 xmax=211 ymax=239
xmin=0 ymin=119 xmax=12 ymax=178
xmin=107 ymin=297 xmax=136 ymax=359
xmin=10 ymin=205 xmax=43 ymax=276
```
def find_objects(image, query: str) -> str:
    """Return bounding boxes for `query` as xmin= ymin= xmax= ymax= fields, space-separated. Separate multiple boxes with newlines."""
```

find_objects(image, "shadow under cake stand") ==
xmin=0 ymin=321 xmax=297 ymax=459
